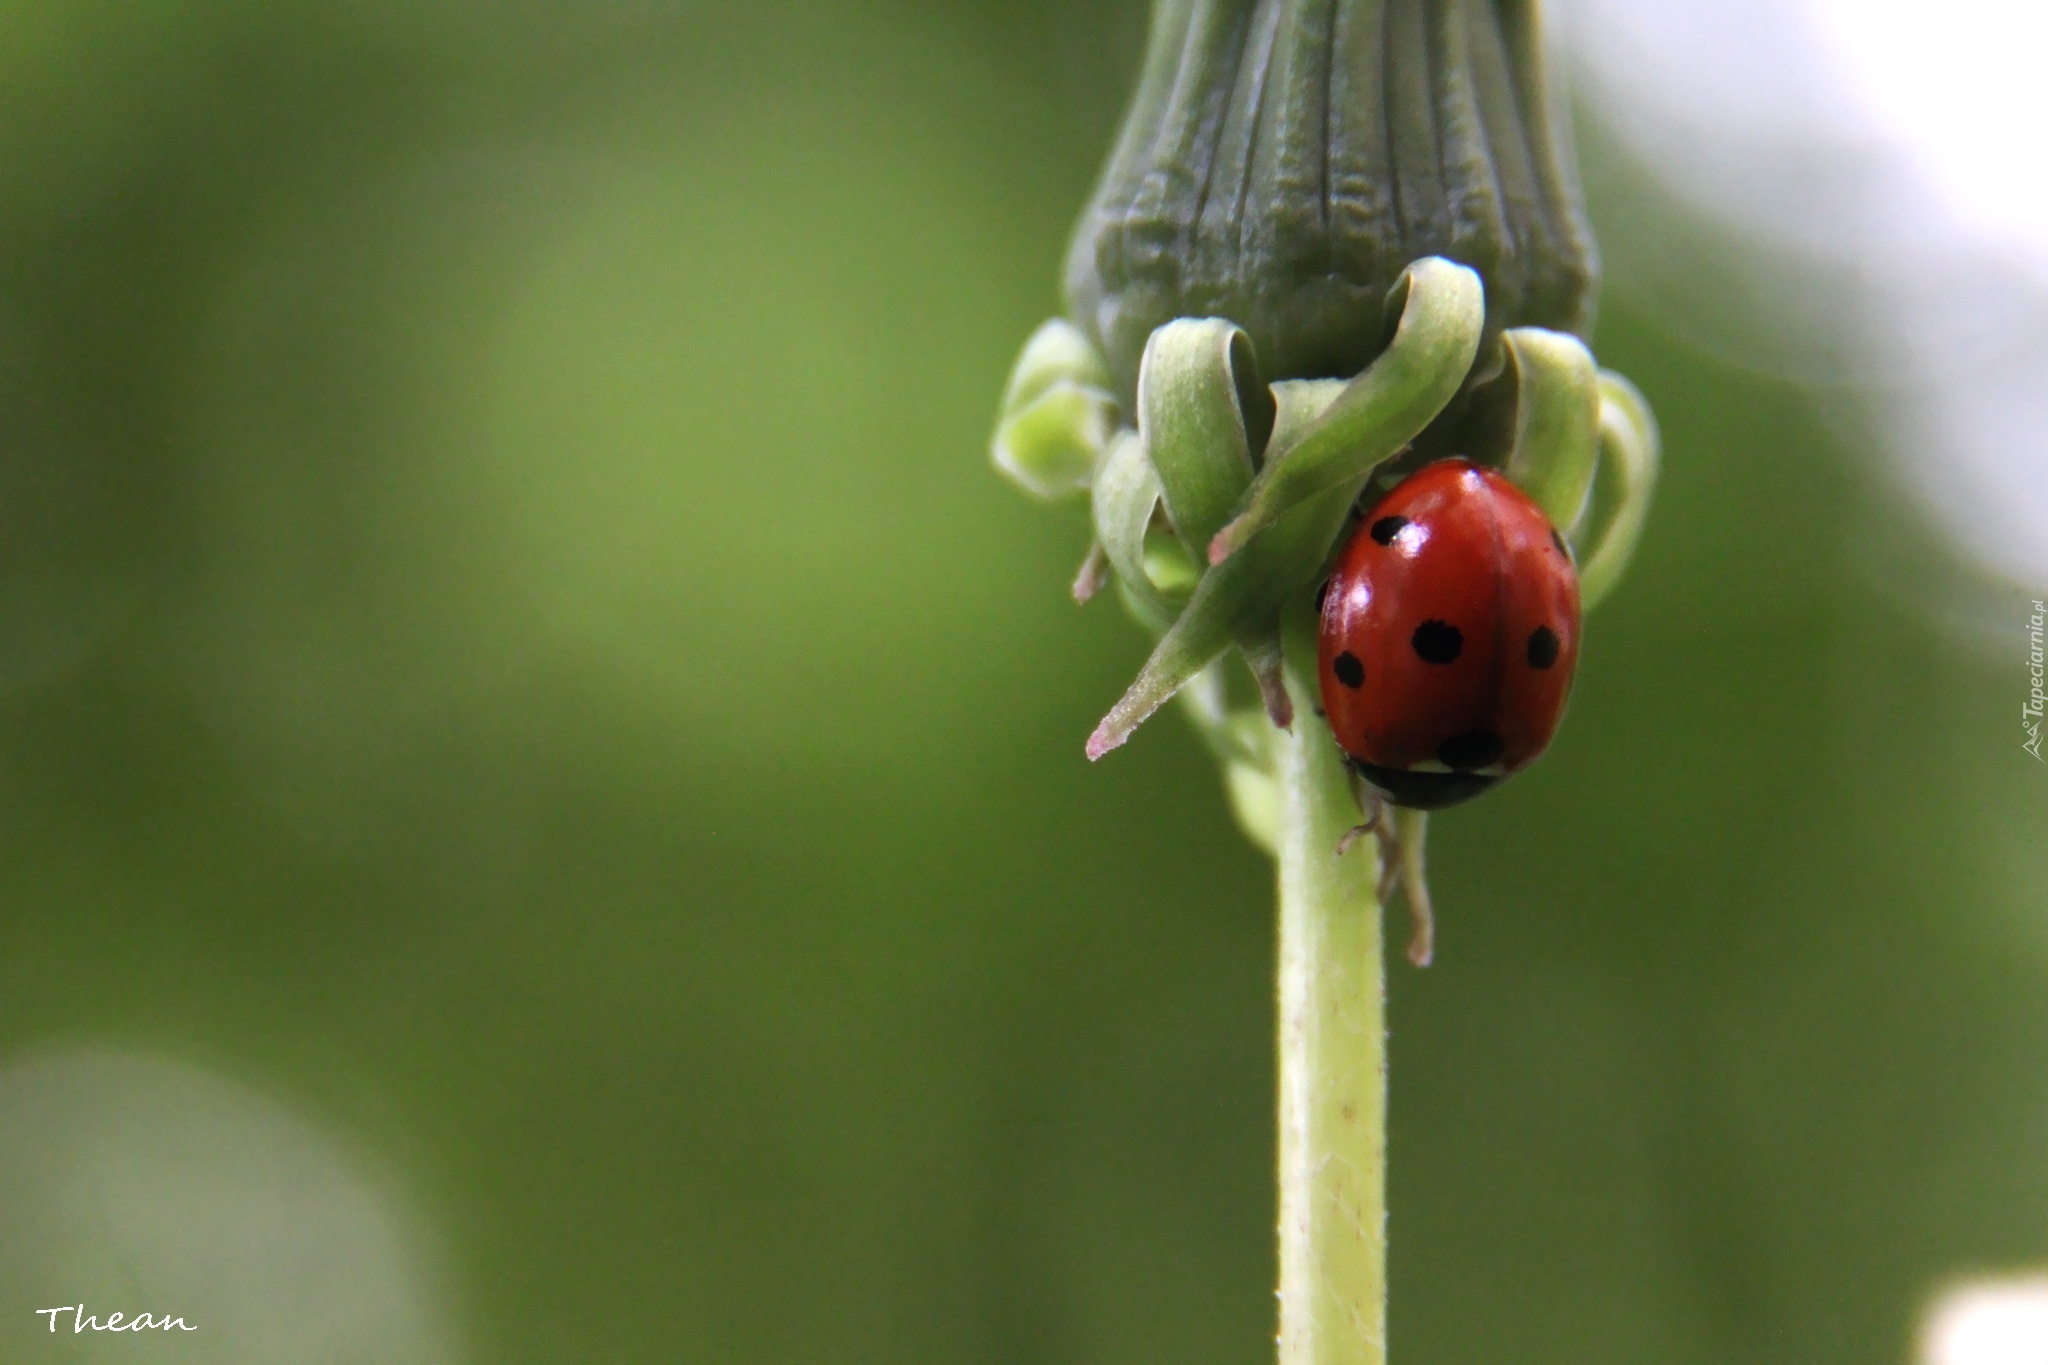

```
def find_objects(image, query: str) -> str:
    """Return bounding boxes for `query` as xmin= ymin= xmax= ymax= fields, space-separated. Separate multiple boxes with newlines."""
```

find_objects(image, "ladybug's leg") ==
xmin=1335 ymin=767 xmax=1382 ymax=857
xmin=1373 ymin=809 xmax=1436 ymax=967
xmin=1335 ymin=816 xmax=1377 ymax=858
xmin=1373 ymin=819 xmax=1401 ymax=902
xmin=1393 ymin=809 xmax=1435 ymax=968
xmin=1332 ymin=777 xmax=1433 ymax=966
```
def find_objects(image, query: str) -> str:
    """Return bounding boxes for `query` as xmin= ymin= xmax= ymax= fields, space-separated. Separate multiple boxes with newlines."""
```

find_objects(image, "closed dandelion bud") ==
xmin=1065 ymin=0 xmax=1599 ymax=396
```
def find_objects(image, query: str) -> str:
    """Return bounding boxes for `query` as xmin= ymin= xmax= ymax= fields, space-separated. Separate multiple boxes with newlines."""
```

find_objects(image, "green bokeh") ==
xmin=0 ymin=4 xmax=2041 ymax=1364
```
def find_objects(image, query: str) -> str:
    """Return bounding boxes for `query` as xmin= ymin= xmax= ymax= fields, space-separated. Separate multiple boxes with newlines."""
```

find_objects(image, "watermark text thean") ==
xmin=35 ymin=1305 xmax=195 ymax=1334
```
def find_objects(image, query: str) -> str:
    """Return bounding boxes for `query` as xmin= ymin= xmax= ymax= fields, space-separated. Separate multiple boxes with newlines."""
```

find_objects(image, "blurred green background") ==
xmin=0 ymin=3 xmax=2042 ymax=1363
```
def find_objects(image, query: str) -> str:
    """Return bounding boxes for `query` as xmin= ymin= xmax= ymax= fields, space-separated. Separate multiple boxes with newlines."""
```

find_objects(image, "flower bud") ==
xmin=1065 ymin=0 xmax=1598 ymax=397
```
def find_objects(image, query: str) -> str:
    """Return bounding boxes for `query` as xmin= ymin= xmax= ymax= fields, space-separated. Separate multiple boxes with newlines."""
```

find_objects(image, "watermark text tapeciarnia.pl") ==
xmin=2026 ymin=599 xmax=2044 ymax=761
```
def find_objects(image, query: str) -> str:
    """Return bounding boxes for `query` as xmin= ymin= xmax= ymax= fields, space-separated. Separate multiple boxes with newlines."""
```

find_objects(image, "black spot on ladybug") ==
xmin=1370 ymin=516 xmax=1409 ymax=546
xmin=1332 ymin=651 xmax=1365 ymax=689
xmin=1526 ymin=625 xmax=1560 ymax=669
xmin=1438 ymin=728 xmax=1505 ymax=771
xmin=1550 ymin=528 xmax=1569 ymax=558
xmin=1410 ymin=620 xmax=1462 ymax=664
xmin=1314 ymin=578 xmax=1331 ymax=611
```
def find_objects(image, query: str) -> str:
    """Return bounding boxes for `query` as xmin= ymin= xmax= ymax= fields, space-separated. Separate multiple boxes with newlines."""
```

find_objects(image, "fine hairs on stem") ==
xmin=1274 ymin=606 xmax=1387 ymax=1365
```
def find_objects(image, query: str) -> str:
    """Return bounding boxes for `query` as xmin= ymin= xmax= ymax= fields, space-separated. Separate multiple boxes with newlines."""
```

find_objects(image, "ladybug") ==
xmin=1317 ymin=459 xmax=1580 ymax=810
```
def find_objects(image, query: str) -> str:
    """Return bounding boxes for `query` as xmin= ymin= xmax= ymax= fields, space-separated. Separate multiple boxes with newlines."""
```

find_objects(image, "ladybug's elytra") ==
xmin=1317 ymin=459 xmax=1581 ymax=810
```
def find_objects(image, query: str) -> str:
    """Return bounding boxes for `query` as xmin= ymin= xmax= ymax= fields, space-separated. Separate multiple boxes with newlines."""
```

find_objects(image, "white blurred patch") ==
xmin=1804 ymin=0 xmax=2048 ymax=287
xmin=1923 ymin=1276 xmax=2048 ymax=1365
xmin=1558 ymin=0 xmax=2048 ymax=587
xmin=0 ymin=1048 xmax=457 ymax=1365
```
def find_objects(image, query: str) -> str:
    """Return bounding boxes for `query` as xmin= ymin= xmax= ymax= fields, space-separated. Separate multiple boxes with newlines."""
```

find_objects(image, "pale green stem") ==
xmin=1274 ymin=606 xmax=1386 ymax=1365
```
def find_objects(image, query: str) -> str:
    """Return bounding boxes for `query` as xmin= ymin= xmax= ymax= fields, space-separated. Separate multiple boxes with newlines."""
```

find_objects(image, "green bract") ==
xmin=990 ymin=319 xmax=1121 ymax=501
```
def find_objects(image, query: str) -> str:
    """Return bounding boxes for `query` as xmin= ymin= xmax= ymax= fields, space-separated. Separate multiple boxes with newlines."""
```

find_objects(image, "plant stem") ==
xmin=1274 ymin=606 xmax=1386 ymax=1365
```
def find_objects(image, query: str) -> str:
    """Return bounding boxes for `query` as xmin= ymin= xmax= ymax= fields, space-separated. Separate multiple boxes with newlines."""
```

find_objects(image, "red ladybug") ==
xmin=1317 ymin=459 xmax=1580 ymax=810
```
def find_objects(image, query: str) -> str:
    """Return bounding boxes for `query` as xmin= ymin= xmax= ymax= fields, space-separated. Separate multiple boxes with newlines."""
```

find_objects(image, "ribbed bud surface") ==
xmin=1066 ymin=0 xmax=1597 ymax=396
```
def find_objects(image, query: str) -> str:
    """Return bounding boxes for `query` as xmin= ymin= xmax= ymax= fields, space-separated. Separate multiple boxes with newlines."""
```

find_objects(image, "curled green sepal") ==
xmin=1139 ymin=318 xmax=1272 ymax=552
xmin=1499 ymin=327 xmax=1600 ymax=531
xmin=992 ymin=319 xmax=1120 ymax=500
xmin=1576 ymin=371 xmax=1661 ymax=612
xmin=1205 ymin=257 xmax=1484 ymax=565
xmin=1092 ymin=430 xmax=1180 ymax=635
xmin=1140 ymin=319 xmax=1290 ymax=729
xmin=1086 ymin=379 xmax=1354 ymax=759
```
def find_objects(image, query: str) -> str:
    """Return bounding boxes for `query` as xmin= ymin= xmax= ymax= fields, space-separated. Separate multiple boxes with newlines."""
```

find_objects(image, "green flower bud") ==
xmin=1065 ymin=0 xmax=1598 ymax=397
